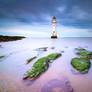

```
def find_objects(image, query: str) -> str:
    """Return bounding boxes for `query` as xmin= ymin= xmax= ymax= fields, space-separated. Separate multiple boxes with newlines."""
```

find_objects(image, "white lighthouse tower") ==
xmin=51 ymin=16 xmax=57 ymax=38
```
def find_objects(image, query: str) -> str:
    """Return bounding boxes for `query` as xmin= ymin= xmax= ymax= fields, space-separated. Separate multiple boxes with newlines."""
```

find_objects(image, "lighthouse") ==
xmin=51 ymin=16 xmax=57 ymax=38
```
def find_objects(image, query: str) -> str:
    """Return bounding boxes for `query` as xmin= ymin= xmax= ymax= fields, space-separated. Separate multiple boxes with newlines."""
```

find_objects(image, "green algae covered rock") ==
xmin=75 ymin=48 xmax=86 ymax=52
xmin=23 ymin=57 xmax=49 ymax=80
xmin=47 ymin=53 xmax=61 ymax=60
xmin=71 ymin=57 xmax=91 ymax=73
xmin=23 ymin=53 xmax=62 ymax=80
xmin=75 ymin=48 xmax=92 ymax=59
xmin=26 ymin=56 xmax=37 ymax=64
xmin=0 ymin=56 xmax=5 ymax=59
xmin=76 ymin=51 xmax=92 ymax=59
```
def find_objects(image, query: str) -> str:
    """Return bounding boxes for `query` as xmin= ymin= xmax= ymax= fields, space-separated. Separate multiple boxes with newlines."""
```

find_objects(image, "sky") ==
xmin=0 ymin=0 xmax=92 ymax=37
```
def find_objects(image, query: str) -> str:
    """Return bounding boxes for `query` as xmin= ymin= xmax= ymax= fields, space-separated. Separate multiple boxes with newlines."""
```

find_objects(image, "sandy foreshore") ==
xmin=0 ymin=37 xmax=92 ymax=92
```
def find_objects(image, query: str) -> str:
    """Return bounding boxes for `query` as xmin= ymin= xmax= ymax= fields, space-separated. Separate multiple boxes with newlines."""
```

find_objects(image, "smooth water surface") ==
xmin=0 ymin=37 xmax=92 ymax=92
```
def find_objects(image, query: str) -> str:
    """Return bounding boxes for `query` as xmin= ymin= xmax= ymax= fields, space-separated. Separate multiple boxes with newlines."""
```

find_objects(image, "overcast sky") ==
xmin=0 ymin=0 xmax=92 ymax=37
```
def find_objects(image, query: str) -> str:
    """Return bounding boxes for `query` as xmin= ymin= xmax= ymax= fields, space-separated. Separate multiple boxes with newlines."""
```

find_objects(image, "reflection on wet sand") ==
xmin=41 ymin=78 xmax=73 ymax=92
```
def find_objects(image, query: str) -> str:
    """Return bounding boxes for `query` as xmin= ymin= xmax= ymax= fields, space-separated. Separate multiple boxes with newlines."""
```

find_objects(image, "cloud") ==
xmin=0 ymin=24 xmax=92 ymax=37
xmin=0 ymin=0 xmax=92 ymax=37
xmin=57 ymin=25 xmax=92 ymax=37
xmin=57 ymin=6 xmax=66 ymax=13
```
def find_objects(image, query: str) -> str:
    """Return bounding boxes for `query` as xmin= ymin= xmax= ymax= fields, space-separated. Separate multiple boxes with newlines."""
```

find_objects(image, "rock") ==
xmin=75 ymin=48 xmax=92 ymax=59
xmin=51 ymin=47 xmax=55 ymax=49
xmin=47 ymin=53 xmax=61 ymax=60
xmin=71 ymin=57 xmax=91 ymax=73
xmin=35 ymin=47 xmax=48 ymax=51
xmin=23 ymin=53 xmax=62 ymax=80
xmin=23 ymin=57 xmax=49 ymax=80
xmin=26 ymin=56 xmax=37 ymax=64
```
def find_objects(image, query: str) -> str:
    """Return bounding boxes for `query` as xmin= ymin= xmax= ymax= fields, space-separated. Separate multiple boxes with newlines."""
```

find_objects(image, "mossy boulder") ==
xmin=75 ymin=48 xmax=86 ymax=52
xmin=23 ymin=53 xmax=62 ymax=80
xmin=23 ymin=57 xmax=49 ymax=80
xmin=71 ymin=58 xmax=91 ymax=73
xmin=47 ymin=53 xmax=61 ymax=60
xmin=26 ymin=56 xmax=37 ymax=64
xmin=76 ymin=51 xmax=92 ymax=59
xmin=0 ymin=56 xmax=5 ymax=59
xmin=75 ymin=48 xmax=92 ymax=59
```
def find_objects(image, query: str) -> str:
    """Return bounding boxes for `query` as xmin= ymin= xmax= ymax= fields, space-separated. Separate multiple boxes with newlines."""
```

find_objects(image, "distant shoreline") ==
xmin=0 ymin=35 xmax=25 ymax=42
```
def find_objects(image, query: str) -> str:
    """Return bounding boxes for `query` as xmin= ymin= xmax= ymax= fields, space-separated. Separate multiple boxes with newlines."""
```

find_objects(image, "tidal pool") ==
xmin=0 ymin=37 xmax=92 ymax=92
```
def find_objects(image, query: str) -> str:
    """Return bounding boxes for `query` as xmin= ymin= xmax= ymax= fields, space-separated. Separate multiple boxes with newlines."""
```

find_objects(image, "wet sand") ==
xmin=0 ymin=37 xmax=92 ymax=92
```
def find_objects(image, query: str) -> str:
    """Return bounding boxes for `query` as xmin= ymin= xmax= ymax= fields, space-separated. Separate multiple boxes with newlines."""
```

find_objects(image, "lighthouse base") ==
xmin=51 ymin=35 xmax=57 ymax=39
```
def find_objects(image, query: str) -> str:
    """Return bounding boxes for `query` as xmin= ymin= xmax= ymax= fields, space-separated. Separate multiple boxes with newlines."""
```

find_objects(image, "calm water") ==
xmin=0 ymin=37 xmax=92 ymax=92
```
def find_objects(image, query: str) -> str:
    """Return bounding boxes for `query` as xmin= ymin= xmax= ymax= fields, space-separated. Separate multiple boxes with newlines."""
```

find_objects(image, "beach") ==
xmin=0 ymin=37 xmax=92 ymax=92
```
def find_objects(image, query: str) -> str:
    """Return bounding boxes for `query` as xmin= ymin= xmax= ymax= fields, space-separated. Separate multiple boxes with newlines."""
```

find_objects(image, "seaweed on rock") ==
xmin=47 ymin=53 xmax=61 ymax=60
xmin=76 ymin=51 xmax=92 ymax=59
xmin=26 ymin=56 xmax=37 ymax=64
xmin=23 ymin=57 xmax=49 ymax=80
xmin=23 ymin=53 xmax=61 ymax=80
xmin=75 ymin=48 xmax=92 ymax=59
xmin=0 ymin=56 xmax=5 ymax=59
xmin=75 ymin=48 xmax=86 ymax=52
xmin=71 ymin=57 xmax=91 ymax=73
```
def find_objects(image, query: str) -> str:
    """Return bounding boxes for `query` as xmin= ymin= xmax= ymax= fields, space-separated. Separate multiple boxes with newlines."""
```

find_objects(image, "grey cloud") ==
xmin=0 ymin=0 xmax=92 ymax=28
